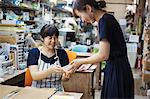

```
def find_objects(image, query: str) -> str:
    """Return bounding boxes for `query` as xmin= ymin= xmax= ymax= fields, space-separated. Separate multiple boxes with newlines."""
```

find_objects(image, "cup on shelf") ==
xmin=19 ymin=63 xmax=26 ymax=70
xmin=0 ymin=55 xmax=8 ymax=62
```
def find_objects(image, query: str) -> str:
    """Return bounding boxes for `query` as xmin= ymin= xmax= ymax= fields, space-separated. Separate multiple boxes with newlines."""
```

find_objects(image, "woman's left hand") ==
xmin=62 ymin=71 xmax=72 ymax=81
xmin=69 ymin=59 xmax=83 ymax=72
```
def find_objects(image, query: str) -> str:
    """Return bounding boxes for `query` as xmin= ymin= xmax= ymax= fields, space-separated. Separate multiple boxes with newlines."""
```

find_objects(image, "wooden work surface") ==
xmin=63 ymin=64 xmax=97 ymax=99
xmin=52 ymin=91 xmax=83 ymax=99
xmin=11 ymin=87 xmax=56 ymax=99
xmin=0 ymin=85 xmax=21 ymax=98
xmin=0 ymin=85 xmax=83 ymax=99
xmin=0 ymin=70 xmax=26 ymax=83
xmin=0 ymin=85 xmax=56 ymax=99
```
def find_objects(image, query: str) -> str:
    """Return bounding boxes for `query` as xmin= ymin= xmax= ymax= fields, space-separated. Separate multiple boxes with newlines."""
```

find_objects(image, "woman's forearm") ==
xmin=80 ymin=52 xmax=108 ymax=64
xmin=81 ymin=41 xmax=110 ymax=64
xmin=29 ymin=66 xmax=53 ymax=81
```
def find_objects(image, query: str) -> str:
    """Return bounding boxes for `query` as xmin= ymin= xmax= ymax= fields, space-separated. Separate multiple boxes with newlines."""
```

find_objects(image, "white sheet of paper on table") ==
xmin=76 ymin=64 xmax=91 ymax=71
xmin=50 ymin=94 xmax=75 ymax=99
xmin=62 ymin=64 xmax=92 ymax=72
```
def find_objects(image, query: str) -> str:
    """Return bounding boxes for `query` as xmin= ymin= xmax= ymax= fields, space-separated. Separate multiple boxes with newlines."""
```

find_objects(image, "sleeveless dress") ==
xmin=99 ymin=13 xmax=134 ymax=99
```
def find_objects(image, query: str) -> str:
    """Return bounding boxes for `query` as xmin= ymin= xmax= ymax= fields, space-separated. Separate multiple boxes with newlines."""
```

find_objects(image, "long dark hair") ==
xmin=72 ymin=0 xmax=106 ymax=17
xmin=40 ymin=24 xmax=59 ymax=39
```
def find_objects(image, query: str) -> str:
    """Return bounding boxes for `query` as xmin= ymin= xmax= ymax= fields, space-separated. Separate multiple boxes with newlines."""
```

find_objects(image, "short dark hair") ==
xmin=72 ymin=0 xmax=106 ymax=17
xmin=40 ymin=24 xmax=59 ymax=39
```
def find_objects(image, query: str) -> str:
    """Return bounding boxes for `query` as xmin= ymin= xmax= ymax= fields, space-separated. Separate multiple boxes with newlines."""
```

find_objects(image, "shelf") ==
xmin=0 ymin=35 xmax=16 ymax=44
xmin=0 ymin=24 xmax=24 ymax=27
xmin=0 ymin=3 xmax=37 ymax=12
xmin=0 ymin=19 xmax=36 ymax=23
xmin=23 ymin=20 xmax=36 ymax=23
xmin=0 ymin=31 xmax=20 ymax=33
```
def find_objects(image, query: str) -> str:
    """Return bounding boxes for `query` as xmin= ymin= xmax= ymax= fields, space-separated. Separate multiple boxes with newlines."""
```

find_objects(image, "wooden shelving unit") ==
xmin=142 ymin=29 xmax=150 ymax=89
xmin=0 ymin=1 xmax=37 ymax=67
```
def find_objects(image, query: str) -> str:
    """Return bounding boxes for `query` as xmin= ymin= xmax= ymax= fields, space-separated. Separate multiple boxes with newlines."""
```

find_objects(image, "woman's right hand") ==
xmin=50 ymin=66 xmax=65 ymax=73
xmin=69 ymin=59 xmax=83 ymax=72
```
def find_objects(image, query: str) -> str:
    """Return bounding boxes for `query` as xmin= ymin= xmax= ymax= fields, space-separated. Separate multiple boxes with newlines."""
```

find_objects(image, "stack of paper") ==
xmin=77 ymin=64 xmax=91 ymax=71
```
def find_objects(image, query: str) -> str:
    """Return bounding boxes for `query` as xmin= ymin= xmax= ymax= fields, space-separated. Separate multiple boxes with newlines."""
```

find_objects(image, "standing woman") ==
xmin=70 ymin=0 xmax=134 ymax=98
xmin=27 ymin=24 xmax=69 ymax=91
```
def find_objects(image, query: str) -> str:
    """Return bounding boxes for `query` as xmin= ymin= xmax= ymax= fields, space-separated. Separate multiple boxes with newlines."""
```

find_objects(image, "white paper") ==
xmin=77 ymin=64 xmax=91 ymax=71
xmin=50 ymin=95 xmax=75 ymax=99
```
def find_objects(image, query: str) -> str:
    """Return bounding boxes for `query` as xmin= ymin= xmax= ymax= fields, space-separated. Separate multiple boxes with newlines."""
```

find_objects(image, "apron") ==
xmin=31 ymin=49 xmax=64 ymax=91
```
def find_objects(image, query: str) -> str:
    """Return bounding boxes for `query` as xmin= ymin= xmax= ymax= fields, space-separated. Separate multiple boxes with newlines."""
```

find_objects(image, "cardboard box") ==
xmin=142 ymin=71 xmax=150 ymax=82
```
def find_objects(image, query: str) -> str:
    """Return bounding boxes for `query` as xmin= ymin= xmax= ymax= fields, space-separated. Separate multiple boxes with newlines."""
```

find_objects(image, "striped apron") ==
xmin=31 ymin=50 xmax=64 ymax=91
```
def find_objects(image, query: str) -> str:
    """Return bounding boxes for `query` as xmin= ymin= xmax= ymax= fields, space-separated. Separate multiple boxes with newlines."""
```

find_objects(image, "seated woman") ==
xmin=27 ymin=24 xmax=69 ymax=91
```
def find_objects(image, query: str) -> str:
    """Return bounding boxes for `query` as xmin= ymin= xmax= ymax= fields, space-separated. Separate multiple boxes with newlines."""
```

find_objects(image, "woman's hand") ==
xmin=62 ymin=71 xmax=72 ymax=81
xmin=69 ymin=59 xmax=83 ymax=72
xmin=50 ymin=66 xmax=65 ymax=73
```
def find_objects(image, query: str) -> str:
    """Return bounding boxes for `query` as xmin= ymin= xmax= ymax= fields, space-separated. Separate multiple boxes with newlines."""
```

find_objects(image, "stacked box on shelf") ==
xmin=0 ymin=31 xmax=25 ymax=69
xmin=142 ymin=29 xmax=150 ymax=84
xmin=16 ymin=32 xmax=25 ymax=67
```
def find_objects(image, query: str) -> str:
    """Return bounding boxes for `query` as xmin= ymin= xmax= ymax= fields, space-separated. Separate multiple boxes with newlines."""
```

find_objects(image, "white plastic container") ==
xmin=126 ymin=43 xmax=138 ymax=68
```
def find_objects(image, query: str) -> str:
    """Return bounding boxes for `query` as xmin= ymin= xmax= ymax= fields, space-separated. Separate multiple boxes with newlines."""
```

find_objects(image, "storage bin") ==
xmin=126 ymin=43 xmax=137 ymax=68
